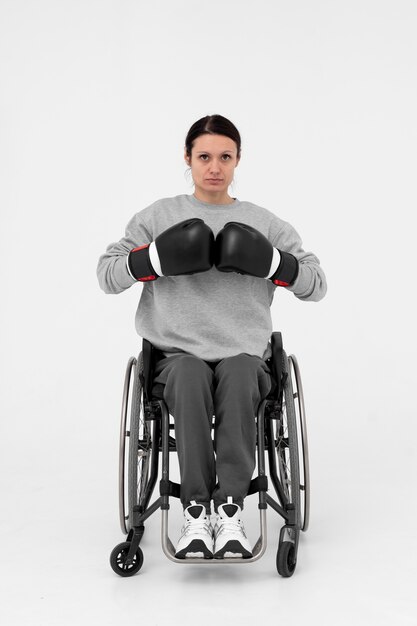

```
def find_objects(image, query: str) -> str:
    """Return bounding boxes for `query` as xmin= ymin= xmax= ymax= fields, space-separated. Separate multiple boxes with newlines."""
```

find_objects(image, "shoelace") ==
xmin=181 ymin=518 xmax=213 ymax=537
xmin=215 ymin=518 xmax=246 ymax=537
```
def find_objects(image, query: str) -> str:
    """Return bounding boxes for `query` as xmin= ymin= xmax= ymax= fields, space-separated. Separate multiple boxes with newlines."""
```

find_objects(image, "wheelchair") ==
xmin=110 ymin=332 xmax=310 ymax=578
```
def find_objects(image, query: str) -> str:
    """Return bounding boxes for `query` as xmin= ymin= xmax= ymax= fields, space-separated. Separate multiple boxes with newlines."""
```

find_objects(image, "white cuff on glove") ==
xmin=148 ymin=241 xmax=163 ymax=277
xmin=267 ymin=247 xmax=281 ymax=279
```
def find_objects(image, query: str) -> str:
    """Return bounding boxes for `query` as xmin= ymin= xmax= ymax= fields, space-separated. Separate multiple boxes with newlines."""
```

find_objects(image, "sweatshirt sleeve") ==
xmin=96 ymin=212 xmax=153 ymax=294
xmin=271 ymin=219 xmax=327 ymax=302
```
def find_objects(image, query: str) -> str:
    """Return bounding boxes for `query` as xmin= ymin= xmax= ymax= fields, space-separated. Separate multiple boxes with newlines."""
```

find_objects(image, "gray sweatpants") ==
xmin=151 ymin=351 xmax=275 ymax=513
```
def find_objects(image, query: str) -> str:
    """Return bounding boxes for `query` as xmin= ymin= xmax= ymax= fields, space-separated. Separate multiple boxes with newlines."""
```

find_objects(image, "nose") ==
xmin=209 ymin=159 xmax=221 ymax=174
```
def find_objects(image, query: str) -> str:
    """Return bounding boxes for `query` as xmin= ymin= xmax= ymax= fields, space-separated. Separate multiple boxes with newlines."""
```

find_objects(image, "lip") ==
xmin=206 ymin=179 xmax=223 ymax=182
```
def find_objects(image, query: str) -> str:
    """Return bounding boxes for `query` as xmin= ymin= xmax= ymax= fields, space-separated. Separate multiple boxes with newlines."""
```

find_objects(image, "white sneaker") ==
xmin=213 ymin=497 xmax=253 ymax=559
xmin=174 ymin=501 xmax=214 ymax=559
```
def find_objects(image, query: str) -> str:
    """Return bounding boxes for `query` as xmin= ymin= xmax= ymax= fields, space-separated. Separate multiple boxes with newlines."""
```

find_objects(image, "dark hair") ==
xmin=185 ymin=114 xmax=241 ymax=160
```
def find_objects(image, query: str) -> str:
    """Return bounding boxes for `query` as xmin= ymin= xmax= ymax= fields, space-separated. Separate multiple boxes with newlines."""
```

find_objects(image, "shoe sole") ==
xmin=175 ymin=539 xmax=213 ymax=559
xmin=213 ymin=540 xmax=253 ymax=559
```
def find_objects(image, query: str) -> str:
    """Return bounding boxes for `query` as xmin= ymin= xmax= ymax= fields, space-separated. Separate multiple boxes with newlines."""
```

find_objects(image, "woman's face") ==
xmin=185 ymin=133 xmax=240 ymax=199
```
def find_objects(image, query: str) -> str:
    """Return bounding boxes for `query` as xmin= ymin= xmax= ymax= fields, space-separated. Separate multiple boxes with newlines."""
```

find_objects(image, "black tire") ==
xmin=110 ymin=542 xmax=144 ymax=577
xmin=276 ymin=541 xmax=297 ymax=577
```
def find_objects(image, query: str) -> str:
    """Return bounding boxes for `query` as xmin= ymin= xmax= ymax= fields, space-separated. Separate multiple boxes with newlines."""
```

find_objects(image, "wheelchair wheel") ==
xmin=288 ymin=354 xmax=310 ymax=532
xmin=110 ymin=541 xmax=144 ymax=577
xmin=119 ymin=352 xmax=152 ymax=534
xmin=274 ymin=350 xmax=301 ymax=530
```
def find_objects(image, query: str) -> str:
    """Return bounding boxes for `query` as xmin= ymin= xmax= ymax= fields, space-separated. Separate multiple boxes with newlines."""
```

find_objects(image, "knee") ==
xmin=218 ymin=353 xmax=258 ymax=378
xmin=167 ymin=355 xmax=212 ymax=386
xmin=216 ymin=354 xmax=271 ymax=399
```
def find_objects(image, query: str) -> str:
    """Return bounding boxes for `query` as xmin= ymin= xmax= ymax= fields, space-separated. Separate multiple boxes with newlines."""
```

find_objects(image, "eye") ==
xmin=198 ymin=154 xmax=232 ymax=161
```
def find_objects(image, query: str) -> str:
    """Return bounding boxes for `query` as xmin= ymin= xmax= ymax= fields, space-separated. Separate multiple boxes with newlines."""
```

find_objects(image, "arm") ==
xmin=271 ymin=220 xmax=327 ymax=302
xmin=215 ymin=220 xmax=327 ymax=302
xmin=96 ymin=213 xmax=152 ymax=294
xmin=97 ymin=215 xmax=214 ymax=294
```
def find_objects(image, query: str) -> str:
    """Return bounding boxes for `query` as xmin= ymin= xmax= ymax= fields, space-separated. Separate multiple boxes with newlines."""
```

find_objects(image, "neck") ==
xmin=193 ymin=188 xmax=235 ymax=205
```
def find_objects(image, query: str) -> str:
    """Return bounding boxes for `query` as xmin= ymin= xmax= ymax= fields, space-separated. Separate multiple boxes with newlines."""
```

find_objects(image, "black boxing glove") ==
xmin=127 ymin=218 xmax=214 ymax=281
xmin=215 ymin=222 xmax=299 ymax=287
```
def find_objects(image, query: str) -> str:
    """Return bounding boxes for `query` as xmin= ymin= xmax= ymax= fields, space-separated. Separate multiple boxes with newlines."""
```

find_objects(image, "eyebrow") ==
xmin=195 ymin=150 xmax=234 ymax=154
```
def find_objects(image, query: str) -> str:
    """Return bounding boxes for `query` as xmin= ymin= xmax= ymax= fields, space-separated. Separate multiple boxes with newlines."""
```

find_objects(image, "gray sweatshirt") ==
xmin=96 ymin=194 xmax=327 ymax=362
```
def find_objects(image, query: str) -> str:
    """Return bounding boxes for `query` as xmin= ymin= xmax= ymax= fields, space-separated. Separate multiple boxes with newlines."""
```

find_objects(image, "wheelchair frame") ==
xmin=110 ymin=332 xmax=310 ymax=578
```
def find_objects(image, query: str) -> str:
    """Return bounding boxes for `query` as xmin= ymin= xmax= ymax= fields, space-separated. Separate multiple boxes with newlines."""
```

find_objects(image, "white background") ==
xmin=1 ymin=1 xmax=416 ymax=624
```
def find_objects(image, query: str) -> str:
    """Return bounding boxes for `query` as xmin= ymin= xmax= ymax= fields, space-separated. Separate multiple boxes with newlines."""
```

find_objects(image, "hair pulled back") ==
xmin=184 ymin=114 xmax=241 ymax=160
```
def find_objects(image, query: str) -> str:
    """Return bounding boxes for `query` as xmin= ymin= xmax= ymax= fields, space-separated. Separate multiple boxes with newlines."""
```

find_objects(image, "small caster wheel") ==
xmin=276 ymin=541 xmax=297 ymax=577
xmin=110 ymin=541 xmax=144 ymax=577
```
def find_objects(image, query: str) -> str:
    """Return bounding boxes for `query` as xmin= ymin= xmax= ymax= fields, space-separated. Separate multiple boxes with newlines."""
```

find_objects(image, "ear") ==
xmin=184 ymin=149 xmax=190 ymax=166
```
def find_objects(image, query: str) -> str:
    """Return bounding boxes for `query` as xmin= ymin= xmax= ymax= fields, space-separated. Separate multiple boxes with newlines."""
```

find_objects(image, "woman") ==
xmin=97 ymin=114 xmax=327 ymax=559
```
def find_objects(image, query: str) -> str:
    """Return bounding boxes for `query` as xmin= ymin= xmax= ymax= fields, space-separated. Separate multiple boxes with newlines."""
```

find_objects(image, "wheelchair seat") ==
xmin=141 ymin=332 xmax=286 ymax=409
